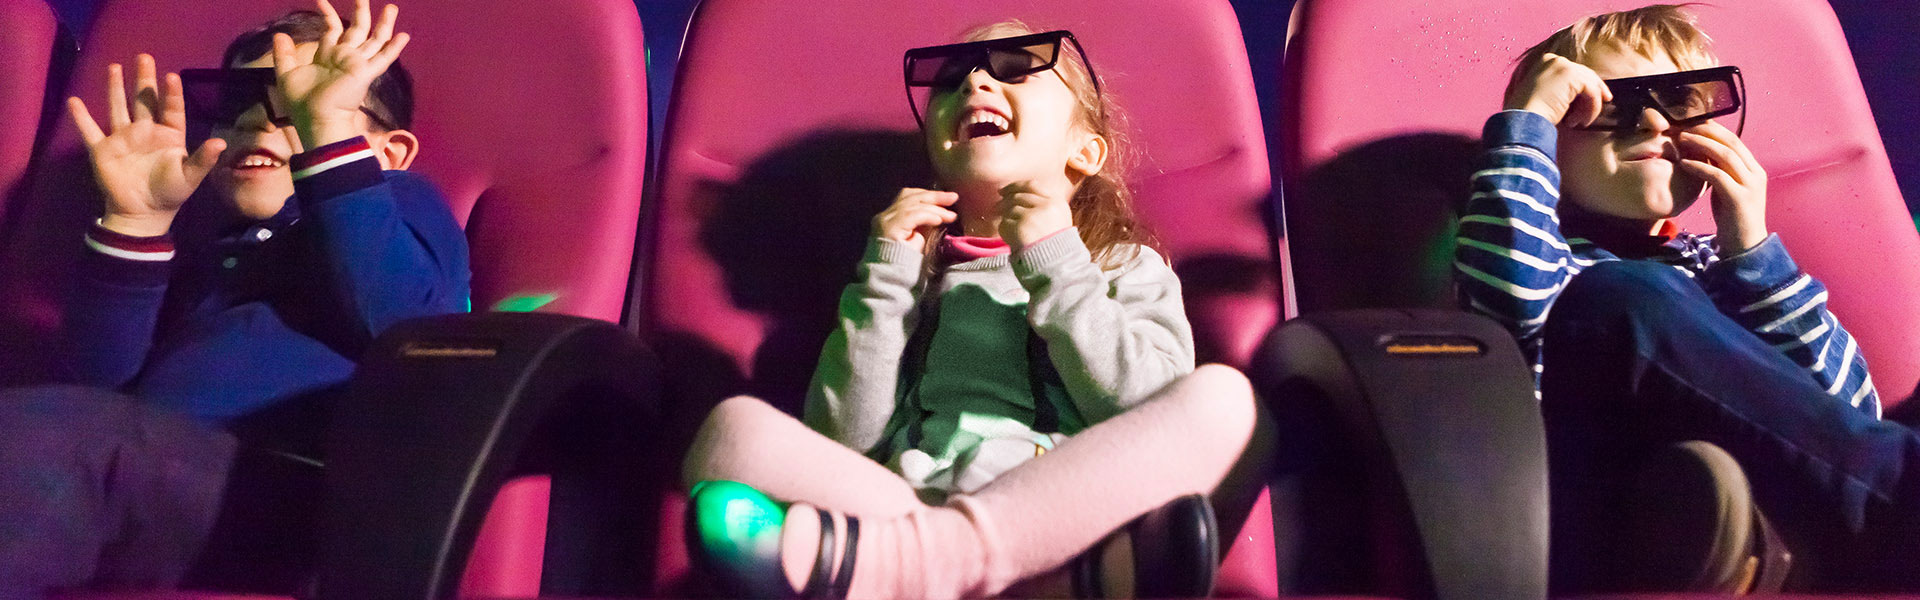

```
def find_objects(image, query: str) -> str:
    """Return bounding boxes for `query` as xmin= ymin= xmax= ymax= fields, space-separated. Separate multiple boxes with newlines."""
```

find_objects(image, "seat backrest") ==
xmin=0 ymin=0 xmax=647 ymax=595
xmin=0 ymin=0 xmax=646 ymax=380
xmin=1281 ymin=0 xmax=1920 ymax=409
xmin=638 ymin=0 xmax=1278 ymax=595
xmin=0 ymin=0 xmax=59 ymax=229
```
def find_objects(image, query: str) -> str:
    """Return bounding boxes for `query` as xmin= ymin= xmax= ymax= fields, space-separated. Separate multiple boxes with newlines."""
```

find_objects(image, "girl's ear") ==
xmin=1067 ymin=133 xmax=1109 ymax=178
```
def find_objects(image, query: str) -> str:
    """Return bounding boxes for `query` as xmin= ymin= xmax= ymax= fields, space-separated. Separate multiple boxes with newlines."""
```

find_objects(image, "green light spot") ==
xmin=492 ymin=293 xmax=559 ymax=312
xmin=691 ymin=480 xmax=784 ymax=566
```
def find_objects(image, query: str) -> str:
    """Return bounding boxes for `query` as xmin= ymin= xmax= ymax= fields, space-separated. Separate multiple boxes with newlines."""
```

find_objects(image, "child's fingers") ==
xmin=131 ymin=54 xmax=159 ymax=123
xmin=1678 ymin=158 xmax=1737 ymax=193
xmin=893 ymin=188 xmax=956 ymax=209
xmin=369 ymin=32 xmax=409 ymax=70
xmin=1567 ymin=73 xmax=1608 ymax=128
xmin=1678 ymin=132 xmax=1747 ymax=184
xmin=183 ymin=138 xmax=227 ymax=183
xmin=911 ymin=205 xmax=957 ymax=223
xmin=1691 ymin=120 xmax=1761 ymax=173
xmin=271 ymin=33 xmax=298 ymax=76
xmin=159 ymin=72 xmax=186 ymax=130
xmin=314 ymin=0 xmax=343 ymax=52
xmin=1000 ymin=191 xmax=1048 ymax=210
xmin=344 ymin=0 xmax=373 ymax=47
xmin=105 ymin=63 xmax=130 ymax=131
xmin=370 ymin=4 xmax=397 ymax=47
xmin=68 ymin=97 xmax=106 ymax=145
xmin=914 ymin=190 xmax=959 ymax=206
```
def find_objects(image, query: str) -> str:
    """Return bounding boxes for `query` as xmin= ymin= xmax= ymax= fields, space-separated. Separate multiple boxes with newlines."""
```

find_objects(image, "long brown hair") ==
xmin=925 ymin=20 xmax=1161 ymax=270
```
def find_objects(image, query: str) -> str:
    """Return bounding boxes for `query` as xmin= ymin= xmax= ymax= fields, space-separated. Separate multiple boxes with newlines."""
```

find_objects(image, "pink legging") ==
xmin=682 ymin=364 xmax=1275 ymax=599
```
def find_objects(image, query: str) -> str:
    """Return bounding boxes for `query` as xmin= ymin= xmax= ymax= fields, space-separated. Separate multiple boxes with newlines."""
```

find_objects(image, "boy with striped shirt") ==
xmin=1458 ymin=5 xmax=1920 ymax=593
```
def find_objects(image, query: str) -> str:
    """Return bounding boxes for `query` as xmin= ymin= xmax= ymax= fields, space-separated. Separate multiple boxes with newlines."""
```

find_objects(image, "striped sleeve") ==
xmin=85 ymin=220 xmax=175 ymax=263
xmin=289 ymin=136 xmax=381 ymax=198
xmin=1701 ymin=234 xmax=1881 ymax=418
xmin=62 ymin=221 xmax=174 ymax=386
xmin=1455 ymin=110 xmax=1578 ymax=359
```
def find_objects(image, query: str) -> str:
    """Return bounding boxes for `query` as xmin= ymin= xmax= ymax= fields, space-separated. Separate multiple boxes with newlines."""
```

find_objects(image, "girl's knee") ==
xmin=1179 ymin=364 xmax=1258 ymax=430
xmin=683 ymin=395 xmax=778 ymax=488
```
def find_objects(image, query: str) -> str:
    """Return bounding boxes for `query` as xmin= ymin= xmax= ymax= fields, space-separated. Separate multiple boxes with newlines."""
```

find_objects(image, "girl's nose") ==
xmin=962 ymin=66 xmax=1000 ymax=94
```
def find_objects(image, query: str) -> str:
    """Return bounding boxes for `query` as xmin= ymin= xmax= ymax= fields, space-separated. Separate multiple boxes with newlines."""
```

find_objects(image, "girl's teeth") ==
xmin=967 ymin=113 xmax=1010 ymax=129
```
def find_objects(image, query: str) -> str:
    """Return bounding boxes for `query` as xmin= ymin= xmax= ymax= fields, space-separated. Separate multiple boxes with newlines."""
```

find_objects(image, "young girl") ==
xmin=682 ymin=21 xmax=1272 ymax=599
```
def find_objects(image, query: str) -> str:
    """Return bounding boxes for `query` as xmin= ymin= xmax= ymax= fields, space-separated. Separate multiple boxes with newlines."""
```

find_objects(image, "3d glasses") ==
xmin=180 ymin=67 xmax=288 ymax=144
xmin=902 ymin=30 xmax=1101 ymax=128
xmin=1579 ymin=65 xmax=1746 ymax=135
xmin=180 ymin=67 xmax=396 ymax=145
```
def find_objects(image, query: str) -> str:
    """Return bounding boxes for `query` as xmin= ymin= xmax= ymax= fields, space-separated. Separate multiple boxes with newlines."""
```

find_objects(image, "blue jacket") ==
xmin=58 ymin=137 xmax=471 ymax=423
xmin=1455 ymin=110 xmax=1881 ymax=417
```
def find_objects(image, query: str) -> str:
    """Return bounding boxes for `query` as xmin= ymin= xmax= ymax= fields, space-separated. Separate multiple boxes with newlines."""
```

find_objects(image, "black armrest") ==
xmin=318 ymin=311 xmax=662 ymax=600
xmin=1253 ymin=308 xmax=1545 ymax=600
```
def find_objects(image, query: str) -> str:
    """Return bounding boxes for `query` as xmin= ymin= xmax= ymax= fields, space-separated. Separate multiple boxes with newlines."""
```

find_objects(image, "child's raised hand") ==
xmin=873 ymin=187 xmax=959 ymax=250
xmin=997 ymin=178 xmax=1074 ymax=252
xmin=272 ymin=0 xmax=409 ymax=150
xmin=1505 ymin=53 xmax=1612 ymax=128
xmin=1677 ymin=120 xmax=1769 ymax=253
xmin=67 ymin=54 xmax=228 ymax=237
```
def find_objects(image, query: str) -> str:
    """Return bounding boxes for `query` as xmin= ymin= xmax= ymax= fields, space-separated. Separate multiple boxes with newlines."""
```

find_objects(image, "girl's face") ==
xmin=923 ymin=60 xmax=1091 ymax=193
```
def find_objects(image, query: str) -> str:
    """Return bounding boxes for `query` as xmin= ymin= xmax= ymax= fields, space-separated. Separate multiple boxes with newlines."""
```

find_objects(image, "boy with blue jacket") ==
xmin=0 ymin=0 xmax=466 ymax=594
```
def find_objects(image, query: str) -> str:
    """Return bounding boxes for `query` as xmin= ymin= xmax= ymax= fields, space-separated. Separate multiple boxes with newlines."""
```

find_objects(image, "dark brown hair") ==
xmin=222 ymin=10 xmax=413 ymax=131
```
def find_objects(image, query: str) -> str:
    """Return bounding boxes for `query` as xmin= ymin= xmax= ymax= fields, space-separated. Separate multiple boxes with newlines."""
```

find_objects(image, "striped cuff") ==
xmin=291 ymin=136 xmax=383 ymax=204
xmin=83 ymin=221 xmax=173 ymax=286
xmin=86 ymin=220 xmax=175 ymax=262
xmin=1484 ymin=110 xmax=1558 ymax=162
xmin=1701 ymin=233 xmax=1798 ymax=301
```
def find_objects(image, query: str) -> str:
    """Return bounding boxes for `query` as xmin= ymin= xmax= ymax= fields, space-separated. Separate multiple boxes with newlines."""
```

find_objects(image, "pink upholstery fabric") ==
xmin=0 ymin=0 xmax=57 ymax=228
xmin=1281 ymin=0 xmax=1920 ymax=409
xmin=640 ymin=0 xmax=1278 ymax=596
xmin=3 ymin=0 xmax=647 ymax=596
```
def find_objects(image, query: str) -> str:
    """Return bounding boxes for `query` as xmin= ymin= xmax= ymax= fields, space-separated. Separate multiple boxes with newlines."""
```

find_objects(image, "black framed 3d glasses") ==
xmin=1578 ymin=65 xmax=1746 ymax=135
xmin=902 ymin=30 xmax=1102 ymax=128
xmin=180 ymin=67 xmax=398 ymax=145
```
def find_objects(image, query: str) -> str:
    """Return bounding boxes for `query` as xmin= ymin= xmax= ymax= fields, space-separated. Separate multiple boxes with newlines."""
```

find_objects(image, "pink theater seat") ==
xmin=1282 ymin=0 xmax=1920 ymax=409
xmin=639 ymin=0 xmax=1280 ymax=596
xmin=0 ymin=0 xmax=59 ymax=231
xmin=14 ymin=0 xmax=648 ymax=598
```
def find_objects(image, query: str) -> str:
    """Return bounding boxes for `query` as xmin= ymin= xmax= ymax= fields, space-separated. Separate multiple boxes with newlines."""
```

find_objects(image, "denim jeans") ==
xmin=1540 ymin=260 xmax=1920 ymax=591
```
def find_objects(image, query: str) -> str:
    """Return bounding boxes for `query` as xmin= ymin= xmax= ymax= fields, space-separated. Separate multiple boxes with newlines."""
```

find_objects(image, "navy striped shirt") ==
xmin=1455 ymin=110 xmax=1880 ymax=417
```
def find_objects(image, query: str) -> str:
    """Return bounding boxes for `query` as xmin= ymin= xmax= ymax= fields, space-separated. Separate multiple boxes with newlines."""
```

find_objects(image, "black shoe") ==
xmin=685 ymin=480 xmax=859 ymax=599
xmin=1073 ymin=494 xmax=1220 ymax=598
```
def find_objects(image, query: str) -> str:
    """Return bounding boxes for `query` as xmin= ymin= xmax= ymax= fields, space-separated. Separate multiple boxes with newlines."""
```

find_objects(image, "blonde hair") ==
xmin=1512 ymin=4 xmax=1719 ymax=88
xmin=927 ymin=20 xmax=1159 ymax=270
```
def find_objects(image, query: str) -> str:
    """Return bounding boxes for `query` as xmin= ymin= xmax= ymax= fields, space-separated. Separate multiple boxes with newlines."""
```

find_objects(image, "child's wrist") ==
xmin=98 ymin=212 xmax=175 ymax=238
xmin=295 ymin=114 xmax=368 ymax=150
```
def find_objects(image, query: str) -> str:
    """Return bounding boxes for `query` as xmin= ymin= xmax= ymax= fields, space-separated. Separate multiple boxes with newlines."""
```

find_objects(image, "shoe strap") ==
xmin=801 ymin=508 xmax=835 ymax=598
xmin=827 ymin=516 xmax=860 ymax=600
